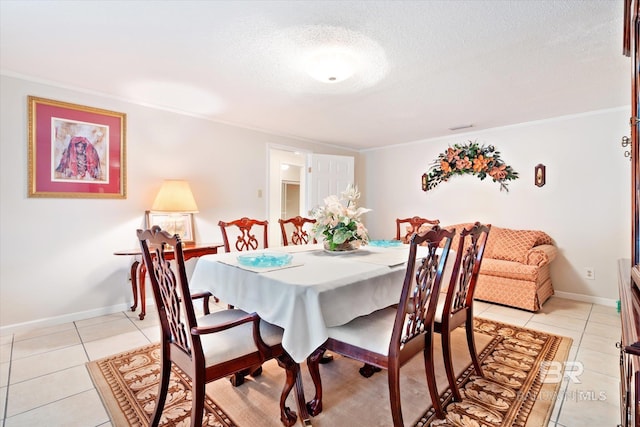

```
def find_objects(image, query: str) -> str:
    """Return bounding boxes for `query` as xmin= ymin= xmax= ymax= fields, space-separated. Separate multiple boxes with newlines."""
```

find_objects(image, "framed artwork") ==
xmin=28 ymin=96 xmax=126 ymax=198
xmin=145 ymin=211 xmax=195 ymax=244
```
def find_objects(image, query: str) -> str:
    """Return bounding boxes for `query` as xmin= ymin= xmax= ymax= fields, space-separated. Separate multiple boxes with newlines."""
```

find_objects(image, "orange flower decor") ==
xmin=424 ymin=141 xmax=519 ymax=192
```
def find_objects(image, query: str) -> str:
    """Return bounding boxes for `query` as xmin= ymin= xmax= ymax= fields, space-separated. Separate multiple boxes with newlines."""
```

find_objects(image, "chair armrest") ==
xmin=524 ymin=244 xmax=557 ymax=266
xmin=190 ymin=290 xmax=213 ymax=314
xmin=192 ymin=311 xmax=273 ymax=358
xmin=191 ymin=311 xmax=259 ymax=335
xmin=190 ymin=290 xmax=213 ymax=300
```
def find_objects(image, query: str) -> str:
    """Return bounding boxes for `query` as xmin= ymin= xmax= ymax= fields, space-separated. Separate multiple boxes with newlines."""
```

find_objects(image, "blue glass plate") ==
xmin=237 ymin=253 xmax=293 ymax=268
xmin=368 ymin=240 xmax=404 ymax=248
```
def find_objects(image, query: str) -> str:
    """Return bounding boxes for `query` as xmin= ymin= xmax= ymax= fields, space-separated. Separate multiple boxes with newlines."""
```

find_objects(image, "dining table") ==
xmin=192 ymin=243 xmax=421 ymax=360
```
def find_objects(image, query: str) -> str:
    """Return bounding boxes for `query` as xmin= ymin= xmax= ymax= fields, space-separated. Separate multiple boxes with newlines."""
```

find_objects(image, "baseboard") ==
xmin=0 ymin=291 xmax=617 ymax=335
xmin=553 ymin=290 xmax=618 ymax=307
xmin=0 ymin=301 xmax=146 ymax=335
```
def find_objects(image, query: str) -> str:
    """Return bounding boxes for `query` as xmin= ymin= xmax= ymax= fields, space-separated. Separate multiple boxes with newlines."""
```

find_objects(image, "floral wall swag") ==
xmin=423 ymin=141 xmax=519 ymax=192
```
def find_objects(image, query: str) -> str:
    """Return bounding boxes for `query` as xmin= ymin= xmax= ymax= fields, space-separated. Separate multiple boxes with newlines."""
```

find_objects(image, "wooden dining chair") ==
xmin=395 ymin=216 xmax=440 ymax=243
xmin=305 ymin=225 xmax=455 ymax=425
xmin=137 ymin=226 xmax=301 ymax=427
xmin=434 ymin=221 xmax=491 ymax=402
xmin=218 ymin=217 xmax=269 ymax=252
xmin=278 ymin=216 xmax=316 ymax=246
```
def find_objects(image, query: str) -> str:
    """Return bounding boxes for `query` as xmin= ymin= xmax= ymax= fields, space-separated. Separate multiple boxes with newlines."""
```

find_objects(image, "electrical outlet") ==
xmin=584 ymin=267 xmax=595 ymax=280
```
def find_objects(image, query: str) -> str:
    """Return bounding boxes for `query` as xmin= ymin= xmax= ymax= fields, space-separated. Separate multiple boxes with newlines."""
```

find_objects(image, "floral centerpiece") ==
xmin=311 ymin=184 xmax=371 ymax=251
xmin=424 ymin=140 xmax=519 ymax=192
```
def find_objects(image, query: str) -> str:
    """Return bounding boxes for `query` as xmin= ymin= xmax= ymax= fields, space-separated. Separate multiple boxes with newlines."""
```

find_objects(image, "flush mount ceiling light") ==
xmin=304 ymin=47 xmax=355 ymax=83
xmin=296 ymin=26 xmax=387 ymax=87
xmin=231 ymin=23 xmax=388 ymax=93
xmin=289 ymin=25 xmax=388 ymax=90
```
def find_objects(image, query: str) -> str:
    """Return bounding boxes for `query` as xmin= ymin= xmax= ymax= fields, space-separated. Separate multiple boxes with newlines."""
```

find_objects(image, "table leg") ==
xmin=295 ymin=367 xmax=312 ymax=426
xmin=136 ymin=262 xmax=147 ymax=320
xmin=305 ymin=347 xmax=325 ymax=416
xmin=275 ymin=355 xmax=306 ymax=427
xmin=129 ymin=261 xmax=139 ymax=312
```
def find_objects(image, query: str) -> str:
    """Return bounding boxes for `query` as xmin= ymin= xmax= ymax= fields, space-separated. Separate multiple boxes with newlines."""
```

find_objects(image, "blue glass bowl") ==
xmin=237 ymin=253 xmax=293 ymax=268
xmin=368 ymin=240 xmax=404 ymax=248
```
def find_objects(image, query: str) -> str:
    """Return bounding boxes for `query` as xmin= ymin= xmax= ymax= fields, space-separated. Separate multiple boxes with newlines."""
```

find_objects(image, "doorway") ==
xmin=268 ymin=147 xmax=355 ymax=246
xmin=281 ymin=180 xmax=301 ymax=219
xmin=268 ymin=148 xmax=307 ymax=246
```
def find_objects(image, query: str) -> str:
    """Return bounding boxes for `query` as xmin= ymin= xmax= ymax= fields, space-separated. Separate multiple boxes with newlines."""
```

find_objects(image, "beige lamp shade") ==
xmin=151 ymin=180 xmax=199 ymax=213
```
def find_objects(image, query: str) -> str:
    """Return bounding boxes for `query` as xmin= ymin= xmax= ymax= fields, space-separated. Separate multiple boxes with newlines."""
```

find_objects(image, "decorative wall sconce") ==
xmin=534 ymin=164 xmax=546 ymax=187
xmin=421 ymin=173 xmax=428 ymax=192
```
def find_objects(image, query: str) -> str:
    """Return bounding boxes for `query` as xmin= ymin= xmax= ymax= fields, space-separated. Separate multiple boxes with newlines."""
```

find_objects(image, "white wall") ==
xmin=0 ymin=73 xmax=630 ymax=330
xmin=0 ymin=75 xmax=357 ymax=329
xmin=362 ymin=108 xmax=631 ymax=303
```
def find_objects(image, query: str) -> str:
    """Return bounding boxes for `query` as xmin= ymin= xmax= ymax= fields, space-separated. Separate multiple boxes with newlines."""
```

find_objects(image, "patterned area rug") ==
xmin=86 ymin=318 xmax=571 ymax=427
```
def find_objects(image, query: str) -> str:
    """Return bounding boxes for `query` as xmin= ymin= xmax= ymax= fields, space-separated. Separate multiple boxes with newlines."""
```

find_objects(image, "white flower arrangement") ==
xmin=311 ymin=184 xmax=371 ymax=251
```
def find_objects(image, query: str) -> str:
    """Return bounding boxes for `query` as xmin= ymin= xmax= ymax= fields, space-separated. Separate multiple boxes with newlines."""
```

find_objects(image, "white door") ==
xmin=306 ymin=154 xmax=355 ymax=210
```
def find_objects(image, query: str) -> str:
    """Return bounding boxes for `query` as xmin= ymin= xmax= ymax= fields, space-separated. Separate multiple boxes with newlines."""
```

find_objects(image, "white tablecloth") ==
xmin=189 ymin=243 xmax=453 ymax=362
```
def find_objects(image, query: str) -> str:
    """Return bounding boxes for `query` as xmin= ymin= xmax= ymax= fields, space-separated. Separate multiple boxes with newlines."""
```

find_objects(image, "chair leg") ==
xmin=387 ymin=363 xmax=404 ymax=427
xmin=150 ymin=356 xmax=171 ymax=427
xmin=190 ymin=380 xmax=206 ymax=427
xmin=466 ymin=316 xmax=483 ymax=377
xmin=202 ymin=294 xmax=210 ymax=314
xmin=250 ymin=364 xmax=263 ymax=377
xmin=359 ymin=363 xmax=382 ymax=377
xmin=229 ymin=364 xmax=263 ymax=386
xmin=318 ymin=350 xmax=334 ymax=364
xmin=424 ymin=332 xmax=445 ymax=419
xmin=275 ymin=354 xmax=298 ymax=427
xmin=305 ymin=347 xmax=325 ymax=416
xmin=441 ymin=327 xmax=462 ymax=402
xmin=230 ymin=369 xmax=249 ymax=386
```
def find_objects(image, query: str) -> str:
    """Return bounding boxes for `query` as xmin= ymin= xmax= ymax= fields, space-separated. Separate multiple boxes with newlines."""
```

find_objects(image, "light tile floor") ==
xmin=0 ymin=296 xmax=621 ymax=426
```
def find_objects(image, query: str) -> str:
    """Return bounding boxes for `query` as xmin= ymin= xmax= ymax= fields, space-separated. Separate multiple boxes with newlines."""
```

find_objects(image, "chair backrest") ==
xmin=395 ymin=216 xmax=440 ymax=242
xmin=137 ymin=226 xmax=201 ymax=361
xmin=218 ymin=217 xmax=269 ymax=252
xmin=389 ymin=225 xmax=454 ymax=359
xmin=278 ymin=216 xmax=317 ymax=246
xmin=441 ymin=222 xmax=491 ymax=320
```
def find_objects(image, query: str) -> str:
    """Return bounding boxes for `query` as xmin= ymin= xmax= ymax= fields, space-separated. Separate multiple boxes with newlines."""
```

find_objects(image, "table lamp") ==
xmin=150 ymin=180 xmax=199 ymax=244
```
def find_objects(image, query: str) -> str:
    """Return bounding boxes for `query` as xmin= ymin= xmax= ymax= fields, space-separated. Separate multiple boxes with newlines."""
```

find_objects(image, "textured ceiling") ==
xmin=0 ymin=0 xmax=629 ymax=151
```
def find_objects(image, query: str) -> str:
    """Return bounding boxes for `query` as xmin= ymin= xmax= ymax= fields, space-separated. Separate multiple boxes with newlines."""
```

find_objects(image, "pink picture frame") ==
xmin=28 ymin=96 xmax=126 ymax=198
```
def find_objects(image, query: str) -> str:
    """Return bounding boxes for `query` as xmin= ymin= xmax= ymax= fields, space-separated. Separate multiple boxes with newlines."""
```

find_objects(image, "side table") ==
xmin=114 ymin=243 xmax=224 ymax=319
